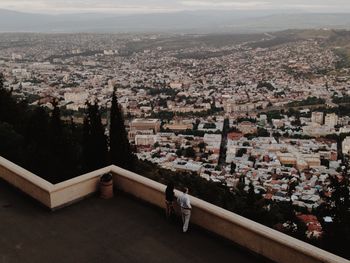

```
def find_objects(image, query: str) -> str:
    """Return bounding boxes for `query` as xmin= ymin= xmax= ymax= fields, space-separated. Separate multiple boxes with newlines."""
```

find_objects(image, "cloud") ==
xmin=180 ymin=0 xmax=269 ymax=8
xmin=0 ymin=0 xmax=349 ymax=14
xmin=179 ymin=0 xmax=350 ymax=11
xmin=0 ymin=0 xmax=180 ymax=13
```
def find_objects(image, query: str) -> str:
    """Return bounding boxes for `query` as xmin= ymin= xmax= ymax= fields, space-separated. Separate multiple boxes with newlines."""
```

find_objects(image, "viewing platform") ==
xmin=0 ymin=180 xmax=263 ymax=263
xmin=0 ymin=156 xmax=348 ymax=263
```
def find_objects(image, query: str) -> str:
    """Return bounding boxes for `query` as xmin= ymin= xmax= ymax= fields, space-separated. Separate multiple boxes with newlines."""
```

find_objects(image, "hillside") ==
xmin=247 ymin=28 xmax=350 ymax=69
xmin=1 ymin=9 xmax=350 ymax=33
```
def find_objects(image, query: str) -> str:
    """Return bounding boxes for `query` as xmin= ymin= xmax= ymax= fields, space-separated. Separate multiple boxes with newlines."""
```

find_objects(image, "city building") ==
xmin=311 ymin=112 xmax=324 ymax=125
xmin=342 ymin=136 xmax=350 ymax=156
xmin=130 ymin=119 xmax=161 ymax=133
xmin=324 ymin=113 xmax=338 ymax=128
xmin=238 ymin=121 xmax=258 ymax=135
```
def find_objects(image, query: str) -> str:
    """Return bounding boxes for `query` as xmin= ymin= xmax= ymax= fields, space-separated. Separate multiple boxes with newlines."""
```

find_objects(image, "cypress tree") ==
xmin=92 ymin=101 xmax=108 ymax=169
xmin=50 ymin=99 xmax=62 ymax=137
xmin=82 ymin=101 xmax=108 ymax=172
xmin=0 ymin=73 xmax=28 ymax=132
xmin=0 ymin=73 xmax=3 ymax=89
xmin=49 ymin=99 xmax=63 ymax=182
xmin=24 ymin=107 xmax=52 ymax=181
xmin=109 ymin=90 xmax=133 ymax=169
xmin=230 ymin=162 xmax=236 ymax=174
xmin=49 ymin=99 xmax=79 ymax=182
xmin=0 ymin=73 xmax=16 ymax=124
xmin=82 ymin=111 xmax=92 ymax=172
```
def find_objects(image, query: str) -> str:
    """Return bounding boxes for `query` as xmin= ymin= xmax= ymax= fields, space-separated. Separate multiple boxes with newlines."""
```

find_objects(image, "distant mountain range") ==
xmin=1 ymin=9 xmax=350 ymax=33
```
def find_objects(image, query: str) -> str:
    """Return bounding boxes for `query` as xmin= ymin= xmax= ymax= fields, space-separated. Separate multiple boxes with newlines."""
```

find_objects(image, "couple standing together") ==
xmin=165 ymin=183 xmax=191 ymax=233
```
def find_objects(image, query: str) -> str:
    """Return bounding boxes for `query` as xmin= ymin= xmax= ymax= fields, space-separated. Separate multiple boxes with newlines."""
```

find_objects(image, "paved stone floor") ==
xmin=0 ymin=180 xmax=268 ymax=263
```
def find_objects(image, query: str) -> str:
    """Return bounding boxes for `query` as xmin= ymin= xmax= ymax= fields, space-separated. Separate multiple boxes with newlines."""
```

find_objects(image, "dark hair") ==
xmin=165 ymin=182 xmax=175 ymax=202
xmin=167 ymin=182 xmax=174 ymax=191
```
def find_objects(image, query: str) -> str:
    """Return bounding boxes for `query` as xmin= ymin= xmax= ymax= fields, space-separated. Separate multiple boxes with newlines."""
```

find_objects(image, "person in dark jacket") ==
xmin=165 ymin=182 xmax=175 ymax=218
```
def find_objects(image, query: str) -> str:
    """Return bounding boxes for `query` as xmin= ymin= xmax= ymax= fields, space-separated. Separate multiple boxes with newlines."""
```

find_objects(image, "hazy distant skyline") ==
xmin=0 ymin=0 xmax=349 ymax=14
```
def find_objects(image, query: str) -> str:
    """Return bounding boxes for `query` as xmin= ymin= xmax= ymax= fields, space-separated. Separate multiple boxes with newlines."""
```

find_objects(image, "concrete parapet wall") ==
xmin=0 ymin=156 xmax=348 ymax=263
xmin=111 ymin=166 xmax=166 ymax=208
xmin=0 ymin=156 xmax=52 ymax=207
xmin=50 ymin=166 xmax=112 ymax=209
xmin=110 ymin=166 xmax=348 ymax=263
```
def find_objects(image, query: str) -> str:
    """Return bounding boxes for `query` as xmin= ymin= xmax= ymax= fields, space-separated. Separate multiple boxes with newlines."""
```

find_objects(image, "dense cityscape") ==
xmin=1 ymin=23 xmax=350 ymax=261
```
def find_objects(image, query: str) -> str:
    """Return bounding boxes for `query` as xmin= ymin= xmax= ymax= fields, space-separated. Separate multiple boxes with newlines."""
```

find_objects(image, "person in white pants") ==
xmin=177 ymin=187 xmax=192 ymax=233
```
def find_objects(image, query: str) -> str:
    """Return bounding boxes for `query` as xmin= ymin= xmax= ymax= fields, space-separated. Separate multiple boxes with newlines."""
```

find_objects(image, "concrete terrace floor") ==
xmin=0 ymin=180 xmax=268 ymax=263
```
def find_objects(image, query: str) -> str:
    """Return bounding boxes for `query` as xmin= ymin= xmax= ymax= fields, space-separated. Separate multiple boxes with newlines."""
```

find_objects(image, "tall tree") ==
xmin=50 ymin=99 xmax=62 ymax=138
xmin=48 ymin=99 xmax=64 ymax=182
xmin=0 ymin=73 xmax=28 ymax=131
xmin=0 ymin=73 xmax=3 ymax=89
xmin=24 ymin=107 xmax=52 ymax=181
xmin=48 ymin=99 xmax=80 ymax=182
xmin=82 ymin=112 xmax=92 ymax=172
xmin=230 ymin=162 xmax=236 ymax=174
xmin=0 ymin=73 xmax=16 ymax=124
xmin=82 ymin=101 xmax=108 ymax=172
xmin=109 ymin=90 xmax=133 ymax=169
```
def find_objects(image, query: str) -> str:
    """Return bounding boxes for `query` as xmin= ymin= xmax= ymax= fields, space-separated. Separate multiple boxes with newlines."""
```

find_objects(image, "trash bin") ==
xmin=100 ymin=173 xmax=114 ymax=199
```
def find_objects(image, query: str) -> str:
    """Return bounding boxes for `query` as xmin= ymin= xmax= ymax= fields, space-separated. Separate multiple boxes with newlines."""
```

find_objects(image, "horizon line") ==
xmin=2 ymin=7 xmax=350 ymax=16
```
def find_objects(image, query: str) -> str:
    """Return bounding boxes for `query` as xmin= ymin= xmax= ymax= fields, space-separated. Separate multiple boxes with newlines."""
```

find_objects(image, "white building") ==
xmin=135 ymin=135 xmax=157 ymax=146
xmin=12 ymin=68 xmax=29 ymax=78
xmin=324 ymin=113 xmax=338 ymax=128
xmin=64 ymin=91 xmax=89 ymax=103
xmin=173 ymin=160 xmax=203 ymax=174
xmin=342 ymin=136 xmax=350 ymax=156
xmin=130 ymin=119 xmax=161 ymax=133
xmin=203 ymin=134 xmax=222 ymax=152
xmin=311 ymin=112 xmax=324 ymax=125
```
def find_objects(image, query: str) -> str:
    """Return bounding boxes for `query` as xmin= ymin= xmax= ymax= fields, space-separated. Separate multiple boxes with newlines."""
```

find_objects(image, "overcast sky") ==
xmin=0 ymin=0 xmax=349 ymax=14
